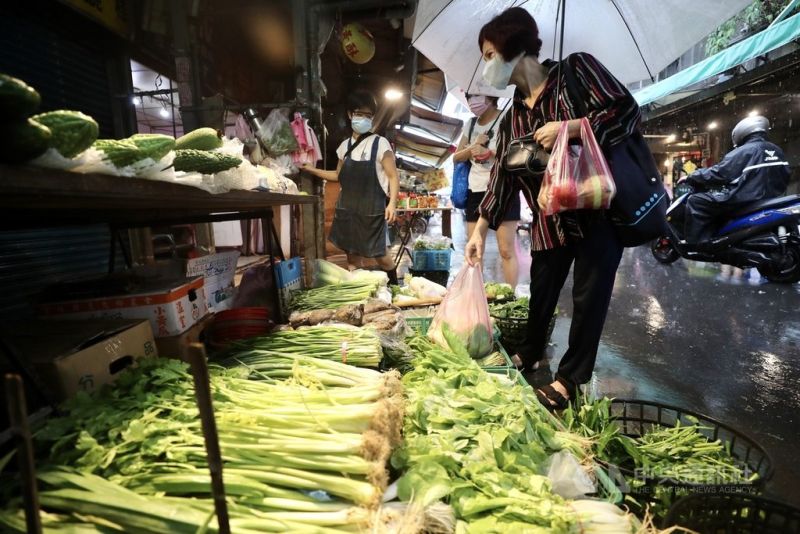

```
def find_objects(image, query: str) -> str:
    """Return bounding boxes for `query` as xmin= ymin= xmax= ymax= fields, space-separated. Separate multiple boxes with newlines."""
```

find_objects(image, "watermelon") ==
xmin=0 ymin=73 xmax=40 ymax=119
xmin=0 ymin=119 xmax=51 ymax=163
xmin=32 ymin=110 xmax=99 ymax=158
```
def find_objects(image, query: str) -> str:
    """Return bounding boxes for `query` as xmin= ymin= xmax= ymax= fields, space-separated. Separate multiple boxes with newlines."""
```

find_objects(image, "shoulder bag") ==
xmin=562 ymin=62 xmax=668 ymax=246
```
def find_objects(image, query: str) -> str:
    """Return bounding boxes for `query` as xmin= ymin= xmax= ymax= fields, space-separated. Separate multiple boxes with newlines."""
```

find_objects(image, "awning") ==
xmin=393 ymin=105 xmax=463 ymax=172
xmin=634 ymin=11 xmax=800 ymax=106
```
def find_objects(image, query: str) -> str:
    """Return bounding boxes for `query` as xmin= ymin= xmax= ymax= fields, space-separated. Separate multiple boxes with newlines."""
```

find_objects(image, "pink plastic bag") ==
xmin=537 ymin=118 xmax=616 ymax=216
xmin=427 ymin=265 xmax=493 ymax=359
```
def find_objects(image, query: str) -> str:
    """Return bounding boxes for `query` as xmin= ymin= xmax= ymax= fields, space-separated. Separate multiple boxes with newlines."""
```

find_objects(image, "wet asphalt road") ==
xmin=421 ymin=211 xmax=800 ymax=507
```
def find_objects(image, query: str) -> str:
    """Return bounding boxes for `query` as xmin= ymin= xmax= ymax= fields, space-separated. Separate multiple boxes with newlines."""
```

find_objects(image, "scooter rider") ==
xmin=682 ymin=115 xmax=791 ymax=246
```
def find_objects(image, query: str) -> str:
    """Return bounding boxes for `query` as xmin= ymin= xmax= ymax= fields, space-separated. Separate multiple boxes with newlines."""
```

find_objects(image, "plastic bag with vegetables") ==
xmin=257 ymin=108 xmax=300 ymax=157
xmin=427 ymin=265 xmax=493 ymax=359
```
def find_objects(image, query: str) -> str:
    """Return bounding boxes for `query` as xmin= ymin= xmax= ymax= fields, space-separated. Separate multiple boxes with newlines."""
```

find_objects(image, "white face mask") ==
xmin=482 ymin=53 xmax=523 ymax=90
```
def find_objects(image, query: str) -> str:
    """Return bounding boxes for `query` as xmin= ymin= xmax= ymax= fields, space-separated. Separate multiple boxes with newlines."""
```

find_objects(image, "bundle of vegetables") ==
xmin=393 ymin=336 xmax=670 ymax=533
xmin=290 ymin=280 xmax=379 ymax=312
xmin=484 ymin=281 xmax=515 ymax=301
xmin=223 ymin=324 xmax=384 ymax=368
xmin=489 ymin=296 xmax=530 ymax=319
xmin=1 ymin=357 xmax=408 ymax=532
xmin=288 ymin=298 xmax=403 ymax=333
xmin=392 ymin=273 xmax=448 ymax=305
xmin=563 ymin=399 xmax=755 ymax=517
xmin=312 ymin=259 xmax=389 ymax=288
xmin=412 ymin=235 xmax=451 ymax=251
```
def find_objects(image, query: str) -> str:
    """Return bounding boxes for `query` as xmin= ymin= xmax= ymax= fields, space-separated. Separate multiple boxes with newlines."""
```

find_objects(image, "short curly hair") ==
xmin=478 ymin=7 xmax=542 ymax=61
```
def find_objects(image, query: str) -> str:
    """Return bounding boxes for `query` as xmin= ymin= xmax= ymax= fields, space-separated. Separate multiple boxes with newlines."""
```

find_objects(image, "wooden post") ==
xmin=299 ymin=171 xmax=323 ymax=286
xmin=186 ymin=344 xmax=230 ymax=534
xmin=4 ymin=374 xmax=42 ymax=534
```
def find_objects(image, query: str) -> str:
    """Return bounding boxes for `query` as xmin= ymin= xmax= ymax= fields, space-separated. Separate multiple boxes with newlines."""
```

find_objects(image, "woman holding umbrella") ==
xmin=464 ymin=7 xmax=641 ymax=410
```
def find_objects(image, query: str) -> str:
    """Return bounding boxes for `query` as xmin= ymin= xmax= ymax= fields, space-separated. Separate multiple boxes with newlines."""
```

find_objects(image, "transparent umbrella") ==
xmin=412 ymin=0 xmax=752 ymax=95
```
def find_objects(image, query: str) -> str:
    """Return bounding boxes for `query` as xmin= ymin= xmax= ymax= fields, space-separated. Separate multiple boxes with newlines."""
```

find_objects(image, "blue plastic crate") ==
xmin=275 ymin=257 xmax=303 ymax=289
xmin=412 ymin=249 xmax=451 ymax=271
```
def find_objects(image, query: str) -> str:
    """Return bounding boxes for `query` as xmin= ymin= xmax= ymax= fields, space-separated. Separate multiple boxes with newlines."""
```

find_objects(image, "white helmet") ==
xmin=732 ymin=115 xmax=769 ymax=147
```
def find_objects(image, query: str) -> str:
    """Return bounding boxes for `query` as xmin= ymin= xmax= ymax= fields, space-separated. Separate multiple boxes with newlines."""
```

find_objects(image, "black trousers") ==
xmin=516 ymin=217 xmax=623 ymax=385
xmin=685 ymin=192 xmax=733 ymax=244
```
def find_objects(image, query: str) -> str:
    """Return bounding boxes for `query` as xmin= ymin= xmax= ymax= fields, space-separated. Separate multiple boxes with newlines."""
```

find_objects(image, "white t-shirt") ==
xmin=461 ymin=116 xmax=501 ymax=193
xmin=336 ymin=135 xmax=394 ymax=196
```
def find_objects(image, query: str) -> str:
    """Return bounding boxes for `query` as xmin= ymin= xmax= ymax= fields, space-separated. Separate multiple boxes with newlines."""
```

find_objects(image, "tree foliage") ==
xmin=705 ymin=0 xmax=795 ymax=55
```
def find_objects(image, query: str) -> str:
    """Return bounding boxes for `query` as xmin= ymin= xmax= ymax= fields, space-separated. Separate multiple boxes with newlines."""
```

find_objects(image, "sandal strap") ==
xmin=555 ymin=375 xmax=579 ymax=398
xmin=539 ymin=384 xmax=568 ymax=409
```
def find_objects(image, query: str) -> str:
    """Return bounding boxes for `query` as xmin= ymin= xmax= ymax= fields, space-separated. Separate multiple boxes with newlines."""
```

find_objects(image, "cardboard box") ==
xmin=186 ymin=251 xmax=240 ymax=312
xmin=155 ymin=313 xmax=215 ymax=361
xmin=2 ymin=319 xmax=157 ymax=400
xmin=40 ymin=277 xmax=209 ymax=337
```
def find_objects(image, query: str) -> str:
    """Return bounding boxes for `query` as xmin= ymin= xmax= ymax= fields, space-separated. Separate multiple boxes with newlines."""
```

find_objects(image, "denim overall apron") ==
xmin=329 ymin=135 xmax=387 ymax=258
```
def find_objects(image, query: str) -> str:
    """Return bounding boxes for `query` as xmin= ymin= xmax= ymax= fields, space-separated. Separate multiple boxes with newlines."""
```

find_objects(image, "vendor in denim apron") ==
xmin=303 ymin=90 xmax=400 ymax=284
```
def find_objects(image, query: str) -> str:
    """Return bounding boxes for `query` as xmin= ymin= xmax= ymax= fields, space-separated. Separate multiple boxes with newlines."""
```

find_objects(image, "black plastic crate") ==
xmin=665 ymin=493 xmax=800 ymax=534
xmin=408 ymin=269 xmax=449 ymax=287
xmin=491 ymin=311 xmax=556 ymax=352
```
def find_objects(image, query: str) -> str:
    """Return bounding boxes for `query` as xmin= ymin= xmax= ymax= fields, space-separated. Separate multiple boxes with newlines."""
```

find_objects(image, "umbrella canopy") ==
xmin=413 ymin=0 xmax=752 ymax=94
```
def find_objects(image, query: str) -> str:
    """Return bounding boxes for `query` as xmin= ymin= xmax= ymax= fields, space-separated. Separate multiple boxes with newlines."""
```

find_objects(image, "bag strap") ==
xmin=467 ymin=116 xmax=477 ymax=143
xmin=344 ymin=134 xmax=372 ymax=160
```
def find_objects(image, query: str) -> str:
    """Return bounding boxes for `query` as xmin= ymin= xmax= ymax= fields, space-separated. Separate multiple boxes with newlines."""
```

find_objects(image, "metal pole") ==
xmin=4 ymin=374 xmax=42 ymax=534
xmin=186 ymin=345 xmax=230 ymax=534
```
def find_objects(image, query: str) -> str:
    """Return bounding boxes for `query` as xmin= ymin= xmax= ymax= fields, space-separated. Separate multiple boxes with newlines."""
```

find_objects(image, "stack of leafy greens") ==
xmin=489 ymin=297 xmax=530 ymax=319
xmin=562 ymin=398 xmax=757 ymax=517
xmin=0 ymin=356 xmax=412 ymax=533
xmin=393 ymin=336 xmax=653 ymax=533
xmin=484 ymin=282 xmax=515 ymax=301
xmin=290 ymin=280 xmax=379 ymax=312
xmin=221 ymin=324 xmax=384 ymax=368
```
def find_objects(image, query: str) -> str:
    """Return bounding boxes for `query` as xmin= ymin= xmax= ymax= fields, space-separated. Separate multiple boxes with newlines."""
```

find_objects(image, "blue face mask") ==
xmin=351 ymin=117 xmax=373 ymax=134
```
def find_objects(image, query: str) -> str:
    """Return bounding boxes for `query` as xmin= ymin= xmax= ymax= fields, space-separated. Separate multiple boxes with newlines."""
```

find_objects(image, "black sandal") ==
xmin=536 ymin=384 xmax=568 ymax=411
xmin=536 ymin=377 xmax=579 ymax=412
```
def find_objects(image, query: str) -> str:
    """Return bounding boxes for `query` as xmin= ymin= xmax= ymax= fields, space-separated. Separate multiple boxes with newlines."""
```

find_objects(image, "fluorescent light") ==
xmin=132 ymin=96 xmax=141 ymax=105
xmin=707 ymin=121 xmax=718 ymax=130
xmin=665 ymin=134 xmax=676 ymax=143
xmin=159 ymin=108 xmax=170 ymax=118
xmin=748 ymin=109 xmax=758 ymax=117
xmin=385 ymin=88 xmax=403 ymax=101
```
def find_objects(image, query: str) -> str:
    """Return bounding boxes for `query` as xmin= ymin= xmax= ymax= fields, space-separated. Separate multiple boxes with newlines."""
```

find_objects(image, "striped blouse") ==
xmin=478 ymin=52 xmax=641 ymax=251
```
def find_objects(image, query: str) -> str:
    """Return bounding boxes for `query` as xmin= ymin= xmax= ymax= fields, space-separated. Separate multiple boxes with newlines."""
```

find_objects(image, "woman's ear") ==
xmin=347 ymin=111 xmax=353 ymax=120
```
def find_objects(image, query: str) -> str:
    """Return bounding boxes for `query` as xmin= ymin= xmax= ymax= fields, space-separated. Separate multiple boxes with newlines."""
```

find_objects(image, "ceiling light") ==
xmin=748 ymin=109 xmax=758 ymax=117
xmin=159 ymin=108 xmax=170 ymax=118
xmin=132 ymin=96 xmax=141 ymax=106
xmin=707 ymin=121 xmax=718 ymax=130
xmin=385 ymin=88 xmax=403 ymax=101
xmin=665 ymin=134 xmax=676 ymax=143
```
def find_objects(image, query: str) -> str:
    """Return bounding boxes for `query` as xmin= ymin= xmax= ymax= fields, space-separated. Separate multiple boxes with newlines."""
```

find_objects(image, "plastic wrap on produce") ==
xmin=545 ymin=451 xmax=596 ymax=499
xmin=29 ymin=147 xmax=85 ymax=171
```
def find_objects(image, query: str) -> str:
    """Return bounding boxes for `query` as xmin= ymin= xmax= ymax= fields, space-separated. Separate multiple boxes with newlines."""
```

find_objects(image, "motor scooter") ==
xmin=651 ymin=186 xmax=800 ymax=283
